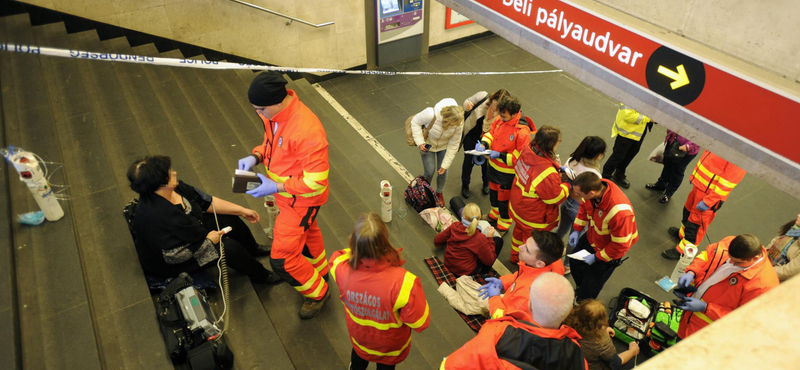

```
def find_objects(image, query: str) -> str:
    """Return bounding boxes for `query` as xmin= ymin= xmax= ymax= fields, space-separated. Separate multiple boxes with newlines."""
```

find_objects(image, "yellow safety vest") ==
xmin=611 ymin=103 xmax=650 ymax=141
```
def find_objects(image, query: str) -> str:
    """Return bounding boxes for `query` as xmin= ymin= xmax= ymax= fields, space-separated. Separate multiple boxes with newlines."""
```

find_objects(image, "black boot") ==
xmin=482 ymin=183 xmax=490 ymax=195
xmin=461 ymin=184 xmax=470 ymax=199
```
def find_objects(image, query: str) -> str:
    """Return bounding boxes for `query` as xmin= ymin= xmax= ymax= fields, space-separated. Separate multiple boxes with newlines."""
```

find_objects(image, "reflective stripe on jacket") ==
xmin=610 ymin=103 xmax=650 ymax=141
xmin=329 ymin=249 xmax=430 ymax=365
xmin=252 ymin=89 xmax=329 ymax=207
xmin=679 ymin=236 xmax=778 ymax=338
xmin=441 ymin=309 xmax=587 ymax=370
xmin=510 ymin=146 xmax=569 ymax=230
xmin=487 ymin=260 xmax=565 ymax=319
xmin=573 ymin=179 xmax=638 ymax=262
xmin=689 ymin=150 xmax=746 ymax=206
xmin=481 ymin=113 xmax=532 ymax=176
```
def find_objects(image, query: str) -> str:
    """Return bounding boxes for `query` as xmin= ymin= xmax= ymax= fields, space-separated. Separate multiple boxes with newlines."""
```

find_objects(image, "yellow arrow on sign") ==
xmin=657 ymin=64 xmax=690 ymax=89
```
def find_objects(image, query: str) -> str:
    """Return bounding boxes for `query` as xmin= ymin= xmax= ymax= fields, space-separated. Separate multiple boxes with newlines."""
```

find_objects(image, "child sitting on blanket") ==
xmin=434 ymin=203 xmax=503 ymax=276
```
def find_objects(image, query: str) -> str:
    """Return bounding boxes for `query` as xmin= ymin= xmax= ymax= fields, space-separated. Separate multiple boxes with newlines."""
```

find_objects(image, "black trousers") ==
xmin=350 ymin=349 xmax=396 ymax=370
xmin=200 ymin=213 xmax=269 ymax=279
xmin=654 ymin=152 xmax=697 ymax=197
xmin=601 ymin=132 xmax=647 ymax=180
xmin=570 ymin=234 xmax=622 ymax=301
xmin=471 ymin=236 xmax=504 ymax=275
xmin=461 ymin=123 xmax=489 ymax=186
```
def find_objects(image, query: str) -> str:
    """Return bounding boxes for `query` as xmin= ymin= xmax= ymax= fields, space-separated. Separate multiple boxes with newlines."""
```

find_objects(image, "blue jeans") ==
xmin=421 ymin=149 xmax=447 ymax=193
xmin=654 ymin=152 xmax=698 ymax=197
xmin=556 ymin=197 xmax=581 ymax=267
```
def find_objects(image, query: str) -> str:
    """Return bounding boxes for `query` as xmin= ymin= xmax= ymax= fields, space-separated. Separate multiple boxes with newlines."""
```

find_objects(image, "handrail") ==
xmin=228 ymin=0 xmax=335 ymax=28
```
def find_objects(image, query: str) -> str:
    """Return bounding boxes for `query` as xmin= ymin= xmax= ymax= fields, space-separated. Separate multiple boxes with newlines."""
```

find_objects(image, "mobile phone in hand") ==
xmin=425 ymin=144 xmax=432 ymax=150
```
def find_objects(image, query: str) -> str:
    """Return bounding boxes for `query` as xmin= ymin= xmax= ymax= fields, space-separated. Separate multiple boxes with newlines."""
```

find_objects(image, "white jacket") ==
xmin=462 ymin=91 xmax=492 ymax=134
xmin=411 ymin=98 xmax=464 ymax=170
xmin=437 ymin=276 xmax=490 ymax=316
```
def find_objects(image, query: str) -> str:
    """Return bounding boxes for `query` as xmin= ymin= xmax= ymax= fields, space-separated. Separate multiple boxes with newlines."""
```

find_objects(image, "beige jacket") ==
xmin=768 ymin=235 xmax=800 ymax=282
xmin=437 ymin=276 xmax=489 ymax=316
xmin=462 ymin=91 xmax=492 ymax=134
xmin=411 ymin=98 xmax=463 ymax=169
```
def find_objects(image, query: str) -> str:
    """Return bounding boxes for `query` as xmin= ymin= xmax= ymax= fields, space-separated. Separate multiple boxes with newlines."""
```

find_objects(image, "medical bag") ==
xmin=645 ymin=302 xmax=683 ymax=353
xmin=607 ymin=288 xmax=659 ymax=344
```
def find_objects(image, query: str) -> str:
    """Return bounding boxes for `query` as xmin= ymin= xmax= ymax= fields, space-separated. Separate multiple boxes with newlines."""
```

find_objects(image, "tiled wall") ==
xmin=19 ymin=0 xmax=368 ymax=70
xmin=428 ymin=1 xmax=487 ymax=47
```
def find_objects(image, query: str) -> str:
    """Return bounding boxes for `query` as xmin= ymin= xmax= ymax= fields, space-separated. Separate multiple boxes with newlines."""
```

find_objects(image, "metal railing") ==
xmin=228 ymin=0 xmax=335 ymax=28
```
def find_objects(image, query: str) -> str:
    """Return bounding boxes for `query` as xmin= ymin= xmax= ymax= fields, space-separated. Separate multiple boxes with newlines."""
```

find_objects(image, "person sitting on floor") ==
xmin=479 ymin=230 xmax=565 ymax=319
xmin=564 ymin=299 xmax=639 ymax=370
xmin=435 ymin=202 xmax=503 ymax=276
xmin=441 ymin=272 xmax=587 ymax=370
xmin=128 ymin=155 xmax=280 ymax=284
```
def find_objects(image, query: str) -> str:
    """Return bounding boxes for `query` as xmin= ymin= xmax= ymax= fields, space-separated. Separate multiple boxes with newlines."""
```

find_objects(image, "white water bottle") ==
xmin=263 ymin=195 xmax=280 ymax=239
xmin=669 ymin=245 xmax=698 ymax=282
xmin=380 ymin=180 xmax=392 ymax=223
xmin=3 ymin=147 xmax=64 ymax=221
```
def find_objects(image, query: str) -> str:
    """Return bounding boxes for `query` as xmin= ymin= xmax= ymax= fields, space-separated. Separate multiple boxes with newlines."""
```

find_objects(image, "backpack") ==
xmin=404 ymin=176 xmax=437 ymax=213
xmin=405 ymin=111 xmax=437 ymax=146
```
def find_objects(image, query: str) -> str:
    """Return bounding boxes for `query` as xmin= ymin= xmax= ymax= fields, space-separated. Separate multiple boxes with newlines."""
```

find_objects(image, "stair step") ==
xmin=3 ymin=17 xmax=102 ymax=370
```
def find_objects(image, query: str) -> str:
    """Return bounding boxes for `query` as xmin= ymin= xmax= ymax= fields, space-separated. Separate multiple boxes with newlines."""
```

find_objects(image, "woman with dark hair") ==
xmin=460 ymin=88 xmax=511 ymax=198
xmin=127 ymin=155 xmax=279 ymax=284
xmin=644 ymin=130 xmax=700 ymax=203
xmin=508 ymin=125 xmax=570 ymax=264
xmin=329 ymin=213 xmax=429 ymax=370
xmin=766 ymin=214 xmax=800 ymax=281
xmin=556 ymin=136 xmax=607 ymax=273
xmin=564 ymin=299 xmax=639 ymax=370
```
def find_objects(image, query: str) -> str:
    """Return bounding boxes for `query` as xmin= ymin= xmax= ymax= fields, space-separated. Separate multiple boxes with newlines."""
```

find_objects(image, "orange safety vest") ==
xmin=329 ymin=249 xmax=430 ymax=365
xmin=509 ymin=145 xmax=570 ymax=230
xmin=689 ymin=150 xmax=746 ymax=207
xmin=488 ymin=260 xmax=565 ymax=319
xmin=252 ymin=89 xmax=330 ymax=208
xmin=572 ymin=180 xmax=638 ymax=262
xmin=480 ymin=113 xmax=532 ymax=184
xmin=441 ymin=309 xmax=587 ymax=370
xmin=679 ymin=236 xmax=778 ymax=338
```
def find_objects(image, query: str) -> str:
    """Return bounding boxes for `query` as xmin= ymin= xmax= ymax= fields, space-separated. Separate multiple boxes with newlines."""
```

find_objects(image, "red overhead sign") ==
xmin=476 ymin=0 xmax=800 ymax=164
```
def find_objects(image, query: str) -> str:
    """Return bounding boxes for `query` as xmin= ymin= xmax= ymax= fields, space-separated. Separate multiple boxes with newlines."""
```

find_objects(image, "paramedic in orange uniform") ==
xmin=238 ymin=71 xmax=331 ymax=319
xmin=329 ymin=213 xmax=430 ymax=370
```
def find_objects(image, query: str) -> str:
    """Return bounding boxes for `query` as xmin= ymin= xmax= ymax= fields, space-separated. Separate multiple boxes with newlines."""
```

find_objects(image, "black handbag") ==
xmin=664 ymin=139 xmax=686 ymax=161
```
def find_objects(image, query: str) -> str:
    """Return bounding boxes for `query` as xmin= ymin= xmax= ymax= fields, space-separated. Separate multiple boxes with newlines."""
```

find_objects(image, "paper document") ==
xmin=567 ymin=250 xmax=592 ymax=260
xmin=464 ymin=150 xmax=491 ymax=156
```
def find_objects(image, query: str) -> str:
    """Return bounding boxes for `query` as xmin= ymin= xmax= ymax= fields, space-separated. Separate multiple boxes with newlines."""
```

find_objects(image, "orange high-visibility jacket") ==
xmin=689 ymin=151 xmax=746 ymax=207
xmin=480 ymin=113 xmax=532 ymax=182
xmin=509 ymin=145 xmax=570 ymax=230
xmin=678 ymin=236 xmax=778 ymax=338
xmin=329 ymin=249 xmax=430 ymax=365
xmin=252 ymin=89 xmax=329 ymax=207
xmin=573 ymin=179 xmax=638 ymax=262
xmin=441 ymin=309 xmax=587 ymax=370
xmin=488 ymin=259 xmax=565 ymax=319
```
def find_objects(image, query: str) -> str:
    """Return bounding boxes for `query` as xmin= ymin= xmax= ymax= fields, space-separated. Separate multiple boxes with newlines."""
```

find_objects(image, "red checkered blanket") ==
xmin=424 ymin=256 xmax=497 ymax=332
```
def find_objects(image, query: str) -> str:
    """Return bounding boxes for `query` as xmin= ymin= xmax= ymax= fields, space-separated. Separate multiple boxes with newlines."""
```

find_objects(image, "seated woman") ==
xmin=434 ymin=203 xmax=502 ymax=276
xmin=767 ymin=213 xmax=800 ymax=282
xmin=127 ymin=155 xmax=279 ymax=284
xmin=564 ymin=299 xmax=639 ymax=370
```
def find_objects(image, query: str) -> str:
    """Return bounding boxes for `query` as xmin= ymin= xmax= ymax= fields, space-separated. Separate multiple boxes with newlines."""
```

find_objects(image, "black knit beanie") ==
xmin=248 ymin=71 xmax=288 ymax=106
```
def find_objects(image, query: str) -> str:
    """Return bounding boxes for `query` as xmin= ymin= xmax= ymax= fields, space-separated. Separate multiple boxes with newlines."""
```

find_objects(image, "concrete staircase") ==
xmin=0 ymin=13 xmax=476 ymax=370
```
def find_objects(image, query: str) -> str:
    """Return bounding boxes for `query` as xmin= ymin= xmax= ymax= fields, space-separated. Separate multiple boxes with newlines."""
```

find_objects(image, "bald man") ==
xmin=441 ymin=273 xmax=588 ymax=369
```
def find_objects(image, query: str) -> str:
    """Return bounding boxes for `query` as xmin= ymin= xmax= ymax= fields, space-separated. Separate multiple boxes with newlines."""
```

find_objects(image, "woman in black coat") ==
xmin=127 ymin=155 xmax=279 ymax=284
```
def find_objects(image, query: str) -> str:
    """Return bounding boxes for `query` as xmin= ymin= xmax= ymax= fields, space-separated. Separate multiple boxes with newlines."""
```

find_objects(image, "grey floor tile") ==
xmin=363 ymin=65 xmax=410 ymax=88
xmin=359 ymin=105 xmax=409 ymax=137
xmin=95 ymin=299 xmax=173 ymax=370
xmin=346 ymin=89 xmax=396 ymax=115
xmin=384 ymin=79 xmax=428 ymax=105
xmin=473 ymin=35 xmax=518 ymax=55
xmin=423 ymin=49 xmax=469 ymax=71
xmin=38 ymin=304 xmax=102 ymax=370
xmin=448 ymin=42 xmax=493 ymax=62
xmin=409 ymin=74 xmax=460 ymax=95
xmin=327 ymin=74 xmax=378 ymax=98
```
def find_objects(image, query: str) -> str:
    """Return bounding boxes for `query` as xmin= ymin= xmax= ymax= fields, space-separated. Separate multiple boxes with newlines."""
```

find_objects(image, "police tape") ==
xmin=0 ymin=43 xmax=563 ymax=76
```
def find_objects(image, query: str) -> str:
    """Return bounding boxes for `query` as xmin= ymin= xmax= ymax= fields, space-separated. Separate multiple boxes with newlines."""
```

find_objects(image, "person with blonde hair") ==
xmin=435 ymin=203 xmax=503 ymax=276
xmin=329 ymin=213 xmax=430 ymax=370
xmin=411 ymin=98 xmax=465 ymax=206
xmin=564 ymin=299 xmax=639 ymax=370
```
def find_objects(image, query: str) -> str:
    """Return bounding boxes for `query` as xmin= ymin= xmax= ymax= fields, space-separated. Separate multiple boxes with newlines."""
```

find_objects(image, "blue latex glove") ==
xmin=238 ymin=155 xmax=258 ymax=171
xmin=246 ymin=173 xmax=278 ymax=198
xmin=489 ymin=151 xmax=501 ymax=159
xmin=696 ymin=200 xmax=710 ymax=212
xmin=676 ymin=297 xmax=707 ymax=312
xmin=475 ymin=141 xmax=486 ymax=152
xmin=560 ymin=165 xmax=567 ymax=172
xmin=677 ymin=272 xmax=695 ymax=289
xmin=477 ymin=277 xmax=503 ymax=300
xmin=583 ymin=253 xmax=596 ymax=265
xmin=568 ymin=231 xmax=580 ymax=247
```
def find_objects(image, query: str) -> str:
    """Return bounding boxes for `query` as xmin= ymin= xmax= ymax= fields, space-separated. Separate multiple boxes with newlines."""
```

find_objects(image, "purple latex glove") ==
xmin=246 ymin=173 xmax=278 ymax=198
xmin=676 ymin=297 xmax=707 ymax=312
xmin=583 ymin=253 xmax=596 ymax=265
xmin=696 ymin=201 xmax=710 ymax=212
xmin=238 ymin=155 xmax=258 ymax=171
xmin=489 ymin=151 xmax=501 ymax=159
xmin=475 ymin=141 xmax=486 ymax=152
xmin=477 ymin=277 xmax=503 ymax=300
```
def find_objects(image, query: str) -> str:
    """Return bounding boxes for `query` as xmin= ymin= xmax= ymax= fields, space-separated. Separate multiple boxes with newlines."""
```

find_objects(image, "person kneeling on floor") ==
xmin=479 ymin=230 xmax=565 ymax=319
xmin=128 ymin=155 xmax=280 ymax=285
xmin=435 ymin=202 xmax=503 ymax=277
xmin=329 ymin=213 xmax=430 ymax=370
xmin=441 ymin=272 xmax=587 ymax=370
